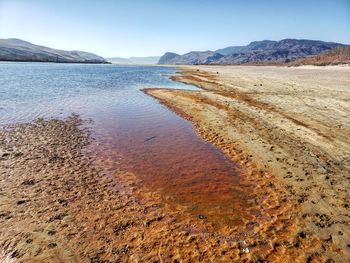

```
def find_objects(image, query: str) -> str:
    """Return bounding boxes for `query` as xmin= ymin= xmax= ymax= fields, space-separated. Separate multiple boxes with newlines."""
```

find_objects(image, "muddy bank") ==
xmin=0 ymin=113 xmax=334 ymax=262
xmin=145 ymin=65 xmax=350 ymax=262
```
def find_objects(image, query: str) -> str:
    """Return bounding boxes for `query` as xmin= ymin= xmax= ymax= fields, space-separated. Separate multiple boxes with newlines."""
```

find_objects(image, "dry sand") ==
xmin=145 ymin=65 xmax=350 ymax=262
xmin=1 ymin=64 xmax=349 ymax=262
xmin=0 ymin=115 xmax=313 ymax=262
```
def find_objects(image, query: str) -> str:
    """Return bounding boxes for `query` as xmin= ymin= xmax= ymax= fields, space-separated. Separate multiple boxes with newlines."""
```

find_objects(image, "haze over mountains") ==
xmin=158 ymin=39 xmax=345 ymax=65
xmin=0 ymin=38 xmax=347 ymax=65
xmin=0 ymin=38 xmax=107 ymax=63
xmin=106 ymin=56 xmax=160 ymax=65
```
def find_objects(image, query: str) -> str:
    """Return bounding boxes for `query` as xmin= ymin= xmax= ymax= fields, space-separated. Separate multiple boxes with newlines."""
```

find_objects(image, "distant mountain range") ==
xmin=106 ymin=56 xmax=160 ymax=65
xmin=0 ymin=38 xmax=107 ymax=63
xmin=158 ymin=39 xmax=346 ymax=65
xmin=290 ymin=46 xmax=350 ymax=66
xmin=2 ymin=38 xmax=346 ymax=65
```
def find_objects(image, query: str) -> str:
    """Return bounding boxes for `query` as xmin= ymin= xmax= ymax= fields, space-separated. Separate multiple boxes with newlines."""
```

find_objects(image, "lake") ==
xmin=0 ymin=62 xmax=248 ymax=226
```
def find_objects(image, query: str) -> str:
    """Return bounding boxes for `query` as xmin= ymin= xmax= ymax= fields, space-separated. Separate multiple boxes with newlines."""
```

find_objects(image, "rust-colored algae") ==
xmin=1 ymin=65 xmax=349 ymax=262
xmin=0 ymin=115 xmax=314 ymax=262
xmin=144 ymin=65 xmax=350 ymax=262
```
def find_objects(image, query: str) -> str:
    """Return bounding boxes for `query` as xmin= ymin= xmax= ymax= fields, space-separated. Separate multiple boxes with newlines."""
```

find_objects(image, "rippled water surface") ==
xmin=0 ymin=62 xmax=197 ymax=124
xmin=0 ymin=62 xmax=250 ymax=225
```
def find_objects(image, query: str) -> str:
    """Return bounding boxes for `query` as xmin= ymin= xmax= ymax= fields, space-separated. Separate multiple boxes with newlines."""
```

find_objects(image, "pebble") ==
xmin=242 ymin=247 xmax=250 ymax=254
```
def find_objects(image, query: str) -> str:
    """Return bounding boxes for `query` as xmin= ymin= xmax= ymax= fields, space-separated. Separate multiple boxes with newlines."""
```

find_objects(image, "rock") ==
xmin=242 ymin=247 xmax=250 ymax=254
xmin=21 ymin=179 xmax=36 ymax=186
xmin=10 ymin=250 xmax=20 ymax=258
xmin=1 ymin=152 xmax=10 ymax=157
xmin=298 ymin=231 xmax=307 ymax=238
xmin=48 ymin=230 xmax=56 ymax=236
xmin=198 ymin=214 xmax=207 ymax=220
xmin=17 ymin=199 xmax=30 ymax=205
xmin=48 ymin=243 xmax=57 ymax=248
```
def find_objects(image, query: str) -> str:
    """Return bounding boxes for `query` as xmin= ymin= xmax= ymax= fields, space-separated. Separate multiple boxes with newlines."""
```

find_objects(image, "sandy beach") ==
xmin=0 ymin=117 xmax=318 ymax=262
xmin=145 ymin=65 xmax=350 ymax=262
xmin=0 ymin=65 xmax=349 ymax=262
xmin=0 ymin=115 xmax=297 ymax=262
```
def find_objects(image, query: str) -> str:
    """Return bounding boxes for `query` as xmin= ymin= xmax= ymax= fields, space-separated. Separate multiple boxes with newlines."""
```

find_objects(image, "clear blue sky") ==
xmin=1 ymin=0 xmax=349 ymax=57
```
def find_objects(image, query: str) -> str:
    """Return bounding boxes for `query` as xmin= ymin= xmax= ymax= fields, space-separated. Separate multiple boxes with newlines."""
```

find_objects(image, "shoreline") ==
xmin=0 ymin=115 xmax=315 ymax=262
xmin=0 ymin=115 xmax=232 ymax=262
xmin=145 ymin=65 xmax=350 ymax=261
xmin=1 ymin=63 xmax=348 ymax=261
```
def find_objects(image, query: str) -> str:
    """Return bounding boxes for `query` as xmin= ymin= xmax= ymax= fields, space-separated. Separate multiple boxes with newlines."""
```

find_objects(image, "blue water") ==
xmin=0 ymin=62 xmax=195 ymax=124
xmin=0 ymin=62 xmax=243 ymax=221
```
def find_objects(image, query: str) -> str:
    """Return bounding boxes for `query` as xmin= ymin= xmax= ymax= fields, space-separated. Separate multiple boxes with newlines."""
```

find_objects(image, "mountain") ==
xmin=106 ymin=56 xmax=160 ymax=65
xmin=215 ymin=45 xmax=246 ymax=55
xmin=158 ymin=51 xmax=224 ymax=65
xmin=290 ymin=46 xmax=350 ymax=66
xmin=0 ymin=38 xmax=107 ymax=63
xmin=158 ymin=39 xmax=345 ymax=65
xmin=158 ymin=52 xmax=181 ymax=64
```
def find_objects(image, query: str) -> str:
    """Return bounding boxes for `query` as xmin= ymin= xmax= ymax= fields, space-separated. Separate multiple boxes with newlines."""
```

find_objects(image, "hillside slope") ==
xmin=0 ymin=38 xmax=107 ymax=63
xmin=290 ymin=46 xmax=350 ymax=66
xmin=158 ymin=39 xmax=344 ymax=65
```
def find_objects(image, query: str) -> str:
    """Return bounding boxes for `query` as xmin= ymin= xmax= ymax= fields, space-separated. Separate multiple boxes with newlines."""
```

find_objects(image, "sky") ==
xmin=0 ymin=0 xmax=349 ymax=57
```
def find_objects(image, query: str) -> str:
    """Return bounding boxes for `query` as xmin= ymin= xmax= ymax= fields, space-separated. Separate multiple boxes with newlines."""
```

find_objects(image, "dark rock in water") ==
xmin=198 ymin=214 xmax=207 ymax=220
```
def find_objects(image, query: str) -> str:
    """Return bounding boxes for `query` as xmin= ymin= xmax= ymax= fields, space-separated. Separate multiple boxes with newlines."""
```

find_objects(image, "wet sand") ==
xmin=1 ymin=65 xmax=348 ymax=262
xmin=1 ymin=116 xmax=334 ymax=262
xmin=145 ymin=65 xmax=350 ymax=262
xmin=0 ymin=115 xmax=230 ymax=262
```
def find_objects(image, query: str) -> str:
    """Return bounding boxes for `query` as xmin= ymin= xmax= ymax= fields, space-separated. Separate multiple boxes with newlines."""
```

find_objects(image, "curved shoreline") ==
xmin=0 ymin=114 xmax=317 ymax=262
xmin=1 ymin=64 xmax=348 ymax=262
xmin=145 ymin=65 xmax=350 ymax=262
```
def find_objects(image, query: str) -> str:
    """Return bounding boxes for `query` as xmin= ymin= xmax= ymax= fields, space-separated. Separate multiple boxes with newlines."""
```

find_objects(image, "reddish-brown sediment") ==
xmin=0 ymin=112 xmax=332 ymax=262
xmin=144 ymin=65 xmax=350 ymax=262
xmin=0 ymin=65 xmax=348 ymax=262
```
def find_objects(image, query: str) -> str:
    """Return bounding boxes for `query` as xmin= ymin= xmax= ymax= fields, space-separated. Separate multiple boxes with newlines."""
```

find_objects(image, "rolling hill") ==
xmin=0 ymin=38 xmax=107 ymax=63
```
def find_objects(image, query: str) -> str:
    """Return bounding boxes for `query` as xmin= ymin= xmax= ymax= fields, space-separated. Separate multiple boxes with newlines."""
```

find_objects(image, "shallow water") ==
xmin=0 ymin=62 xmax=251 ymax=225
xmin=0 ymin=62 xmax=196 ymax=124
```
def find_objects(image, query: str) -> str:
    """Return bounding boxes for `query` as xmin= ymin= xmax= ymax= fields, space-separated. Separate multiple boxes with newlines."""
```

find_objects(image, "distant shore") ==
xmin=0 ymin=59 xmax=111 ymax=64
